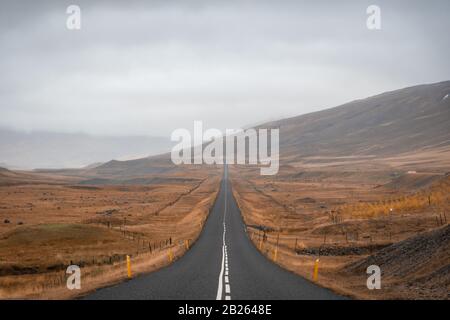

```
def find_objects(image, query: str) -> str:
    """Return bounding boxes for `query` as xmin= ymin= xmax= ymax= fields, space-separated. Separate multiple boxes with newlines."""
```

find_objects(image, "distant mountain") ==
xmin=86 ymin=81 xmax=450 ymax=179
xmin=260 ymin=81 xmax=450 ymax=161
xmin=25 ymin=81 xmax=450 ymax=181
xmin=84 ymin=155 xmax=176 ymax=179
xmin=0 ymin=129 xmax=172 ymax=169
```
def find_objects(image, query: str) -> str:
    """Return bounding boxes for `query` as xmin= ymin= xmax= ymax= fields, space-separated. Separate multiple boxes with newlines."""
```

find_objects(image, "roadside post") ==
xmin=126 ymin=255 xmax=132 ymax=279
xmin=313 ymin=258 xmax=320 ymax=281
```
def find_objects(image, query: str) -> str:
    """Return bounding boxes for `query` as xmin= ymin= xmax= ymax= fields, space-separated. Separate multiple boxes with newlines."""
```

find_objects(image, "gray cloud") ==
xmin=0 ymin=0 xmax=449 ymax=136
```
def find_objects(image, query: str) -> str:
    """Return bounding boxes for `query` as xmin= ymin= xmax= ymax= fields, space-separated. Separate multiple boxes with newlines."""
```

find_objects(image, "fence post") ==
xmin=273 ymin=234 xmax=280 ymax=262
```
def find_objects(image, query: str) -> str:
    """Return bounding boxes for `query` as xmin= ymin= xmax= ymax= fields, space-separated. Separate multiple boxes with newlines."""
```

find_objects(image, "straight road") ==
xmin=85 ymin=166 xmax=342 ymax=300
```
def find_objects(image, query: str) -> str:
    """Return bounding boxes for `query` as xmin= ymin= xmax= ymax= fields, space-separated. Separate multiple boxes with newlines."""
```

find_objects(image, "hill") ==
xmin=260 ymin=81 xmax=450 ymax=164
xmin=18 ymin=81 xmax=450 ymax=182
xmin=345 ymin=225 xmax=449 ymax=299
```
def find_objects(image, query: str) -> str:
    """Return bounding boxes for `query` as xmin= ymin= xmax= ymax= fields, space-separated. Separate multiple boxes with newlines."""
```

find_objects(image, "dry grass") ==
xmin=230 ymin=161 xmax=450 ymax=300
xmin=0 ymin=165 xmax=222 ymax=299
xmin=339 ymin=177 xmax=450 ymax=219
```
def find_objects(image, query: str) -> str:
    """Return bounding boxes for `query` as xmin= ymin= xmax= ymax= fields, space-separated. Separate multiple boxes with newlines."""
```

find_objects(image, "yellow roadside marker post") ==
xmin=185 ymin=239 xmax=190 ymax=250
xmin=126 ymin=255 xmax=132 ymax=279
xmin=313 ymin=258 xmax=320 ymax=282
xmin=168 ymin=247 xmax=173 ymax=263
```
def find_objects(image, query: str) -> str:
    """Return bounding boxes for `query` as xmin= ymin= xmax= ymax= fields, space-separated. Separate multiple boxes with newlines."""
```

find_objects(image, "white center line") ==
xmin=216 ymin=169 xmax=231 ymax=300
xmin=215 ymin=244 xmax=225 ymax=300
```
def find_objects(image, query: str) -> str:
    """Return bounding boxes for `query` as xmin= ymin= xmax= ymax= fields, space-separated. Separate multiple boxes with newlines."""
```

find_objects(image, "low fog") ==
xmin=0 ymin=0 xmax=449 ymax=167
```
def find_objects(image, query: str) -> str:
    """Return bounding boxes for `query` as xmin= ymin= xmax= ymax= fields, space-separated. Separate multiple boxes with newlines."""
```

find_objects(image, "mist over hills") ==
xmin=91 ymin=81 xmax=450 ymax=178
xmin=3 ymin=81 xmax=449 ymax=178
xmin=0 ymin=129 xmax=172 ymax=170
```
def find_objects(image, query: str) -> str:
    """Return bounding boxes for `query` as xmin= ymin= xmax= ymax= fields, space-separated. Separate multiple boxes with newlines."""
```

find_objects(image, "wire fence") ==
xmin=246 ymin=213 xmax=449 ymax=258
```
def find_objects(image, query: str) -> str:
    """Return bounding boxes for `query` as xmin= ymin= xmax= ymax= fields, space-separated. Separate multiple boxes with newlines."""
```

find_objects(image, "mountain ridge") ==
xmin=16 ymin=81 xmax=450 ymax=179
xmin=259 ymin=80 xmax=450 ymax=160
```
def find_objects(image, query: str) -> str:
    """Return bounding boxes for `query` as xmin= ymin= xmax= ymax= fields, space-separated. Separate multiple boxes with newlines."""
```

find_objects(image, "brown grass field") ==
xmin=230 ymin=153 xmax=450 ymax=300
xmin=1 ymin=149 xmax=449 ymax=299
xmin=0 ymin=165 xmax=222 ymax=299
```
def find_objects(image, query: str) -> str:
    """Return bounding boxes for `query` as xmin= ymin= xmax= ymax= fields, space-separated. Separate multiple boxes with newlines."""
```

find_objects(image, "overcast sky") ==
xmin=0 ymin=0 xmax=449 ymax=137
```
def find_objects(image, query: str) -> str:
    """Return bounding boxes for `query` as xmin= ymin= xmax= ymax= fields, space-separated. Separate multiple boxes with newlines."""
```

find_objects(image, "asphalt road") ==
xmin=85 ymin=166 xmax=343 ymax=300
